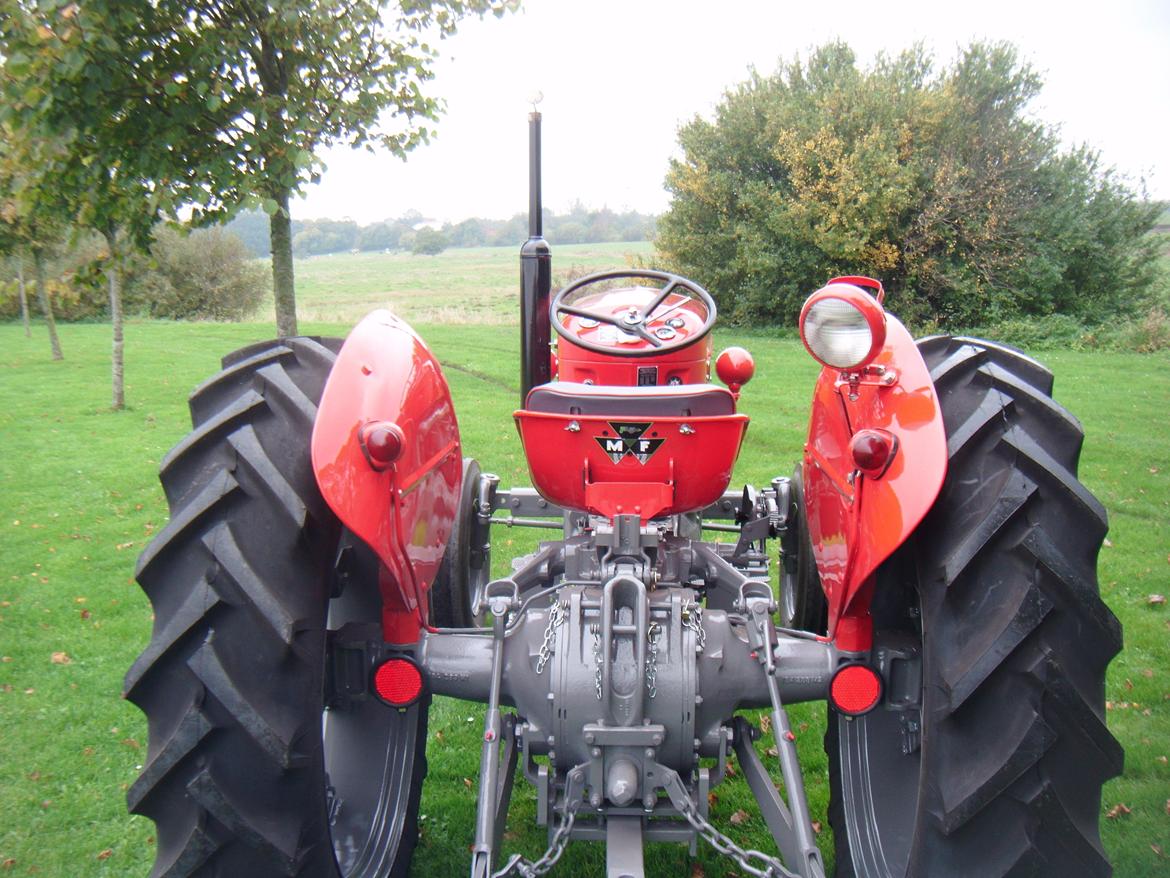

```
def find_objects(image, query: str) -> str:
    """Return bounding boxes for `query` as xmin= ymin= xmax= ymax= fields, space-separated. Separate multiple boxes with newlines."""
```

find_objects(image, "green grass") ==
xmin=0 ymin=317 xmax=1167 ymax=877
xmin=288 ymin=241 xmax=653 ymax=326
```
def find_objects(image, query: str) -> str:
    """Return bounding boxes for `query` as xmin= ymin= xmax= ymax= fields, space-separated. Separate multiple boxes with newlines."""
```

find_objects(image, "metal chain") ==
xmin=591 ymin=624 xmax=603 ymax=700
xmin=675 ymin=795 xmax=796 ymax=878
xmin=490 ymin=799 xmax=580 ymax=878
xmin=534 ymin=600 xmax=565 ymax=676
xmin=682 ymin=599 xmax=707 ymax=653
xmin=645 ymin=621 xmax=661 ymax=698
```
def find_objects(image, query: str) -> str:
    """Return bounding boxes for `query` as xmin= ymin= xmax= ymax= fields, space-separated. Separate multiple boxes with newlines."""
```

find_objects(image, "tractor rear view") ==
xmin=126 ymin=113 xmax=1122 ymax=878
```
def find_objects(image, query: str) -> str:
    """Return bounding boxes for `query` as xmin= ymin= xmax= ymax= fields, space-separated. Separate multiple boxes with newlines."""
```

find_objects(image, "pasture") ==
xmin=0 ymin=245 xmax=1167 ymax=876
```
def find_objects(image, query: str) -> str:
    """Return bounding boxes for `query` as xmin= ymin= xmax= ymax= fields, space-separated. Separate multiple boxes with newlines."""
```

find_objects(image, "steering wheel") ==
xmin=550 ymin=269 xmax=717 ymax=357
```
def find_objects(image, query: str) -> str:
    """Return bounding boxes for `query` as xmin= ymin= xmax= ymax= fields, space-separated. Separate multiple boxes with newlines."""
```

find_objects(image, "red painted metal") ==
xmin=556 ymin=287 xmax=713 ymax=386
xmin=311 ymin=310 xmax=462 ymax=644
xmin=826 ymin=275 xmax=885 ymax=304
xmin=514 ymin=410 xmax=749 ymax=521
xmin=715 ymin=346 xmax=755 ymax=395
xmin=802 ymin=312 xmax=947 ymax=647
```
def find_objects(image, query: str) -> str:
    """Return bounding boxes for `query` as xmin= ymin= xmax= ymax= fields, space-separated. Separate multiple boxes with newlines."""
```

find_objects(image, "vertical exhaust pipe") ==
xmin=520 ymin=109 xmax=552 ymax=404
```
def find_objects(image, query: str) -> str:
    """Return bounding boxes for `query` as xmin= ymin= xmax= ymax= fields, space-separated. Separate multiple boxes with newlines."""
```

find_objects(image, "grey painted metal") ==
xmin=605 ymin=817 xmax=645 ymax=878
xmin=740 ymin=586 xmax=826 ymax=878
xmin=470 ymin=584 xmax=519 ymax=878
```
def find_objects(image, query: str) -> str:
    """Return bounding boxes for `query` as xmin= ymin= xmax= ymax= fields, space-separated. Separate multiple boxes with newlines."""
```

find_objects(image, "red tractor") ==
xmin=126 ymin=114 xmax=1121 ymax=878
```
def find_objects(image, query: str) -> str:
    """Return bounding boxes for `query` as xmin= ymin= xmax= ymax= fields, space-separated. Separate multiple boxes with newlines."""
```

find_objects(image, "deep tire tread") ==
xmin=829 ymin=335 xmax=1121 ymax=878
xmin=127 ymin=337 xmax=425 ymax=878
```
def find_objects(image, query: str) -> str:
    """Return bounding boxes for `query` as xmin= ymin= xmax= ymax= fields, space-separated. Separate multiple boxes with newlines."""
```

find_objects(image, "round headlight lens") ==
xmin=803 ymin=297 xmax=876 ymax=369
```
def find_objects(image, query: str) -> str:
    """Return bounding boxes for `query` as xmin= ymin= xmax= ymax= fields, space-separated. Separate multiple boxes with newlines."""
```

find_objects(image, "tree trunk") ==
xmin=16 ymin=253 xmax=30 ymax=338
xmin=32 ymin=247 xmax=63 ymax=361
xmin=269 ymin=188 xmax=297 ymax=337
xmin=105 ymin=228 xmax=125 ymax=410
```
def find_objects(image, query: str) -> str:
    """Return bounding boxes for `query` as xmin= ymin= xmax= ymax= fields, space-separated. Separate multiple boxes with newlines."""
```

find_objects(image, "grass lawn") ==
xmin=0 ymin=311 xmax=1167 ymax=876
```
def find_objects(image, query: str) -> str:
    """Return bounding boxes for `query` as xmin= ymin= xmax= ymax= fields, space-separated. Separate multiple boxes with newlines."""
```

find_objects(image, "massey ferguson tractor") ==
xmin=126 ymin=113 xmax=1122 ymax=878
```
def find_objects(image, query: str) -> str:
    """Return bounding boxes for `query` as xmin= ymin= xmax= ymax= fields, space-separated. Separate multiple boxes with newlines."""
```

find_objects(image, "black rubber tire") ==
xmin=125 ymin=338 xmax=428 ymax=878
xmin=827 ymin=336 xmax=1123 ymax=877
xmin=430 ymin=457 xmax=487 ymax=628
xmin=779 ymin=465 xmax=828 ymax=634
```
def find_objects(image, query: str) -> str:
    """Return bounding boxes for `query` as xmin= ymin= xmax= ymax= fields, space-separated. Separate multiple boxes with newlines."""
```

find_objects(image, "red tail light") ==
xmin=373 ymin=657 xmax=424 ymax=708
xmin=829 ymin=664 xmax=882 ymax=716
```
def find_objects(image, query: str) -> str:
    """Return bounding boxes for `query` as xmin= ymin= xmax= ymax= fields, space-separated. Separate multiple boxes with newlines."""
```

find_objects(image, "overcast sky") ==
xmin=297 ymin=0 xmax=1169 ymax=226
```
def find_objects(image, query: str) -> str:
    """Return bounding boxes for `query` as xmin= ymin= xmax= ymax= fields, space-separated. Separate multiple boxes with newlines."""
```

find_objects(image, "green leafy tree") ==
xmin=0 ymin=1 xmax=190 ymax=406
xmin=0 ymin=128 xmax=64 ymax=360
xmin=658 ymin=42 xmax=1163 ymax=328
xmin=122 ymin=0 xmax=515 ymax=336
xmin=410 ymin=225 xmax=448 ymax=255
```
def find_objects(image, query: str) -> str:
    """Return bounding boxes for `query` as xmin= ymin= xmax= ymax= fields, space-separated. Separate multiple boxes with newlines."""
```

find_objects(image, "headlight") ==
xmin=799 ymin=282 xmax=886 ymax=370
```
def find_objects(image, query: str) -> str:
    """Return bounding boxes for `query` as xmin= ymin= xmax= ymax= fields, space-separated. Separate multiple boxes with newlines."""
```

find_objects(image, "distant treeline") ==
xmin=226 ymin=204 xmax=657 ymax=258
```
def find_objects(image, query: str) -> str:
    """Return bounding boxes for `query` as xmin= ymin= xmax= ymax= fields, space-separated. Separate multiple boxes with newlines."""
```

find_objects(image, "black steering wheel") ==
xmin=550 ymin=269 xmax=717 ymax=357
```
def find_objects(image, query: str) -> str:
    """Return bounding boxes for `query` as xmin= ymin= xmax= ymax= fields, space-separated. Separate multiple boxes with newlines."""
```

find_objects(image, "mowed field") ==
xmin=289 ymin=241 xmax=654 ymax=325
xmin=1 ymin=245 xmax=1168 ymax=876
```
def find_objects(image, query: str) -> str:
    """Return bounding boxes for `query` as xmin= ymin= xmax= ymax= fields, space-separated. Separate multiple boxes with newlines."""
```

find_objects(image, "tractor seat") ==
xmin=525 ymin=381 xmax=735 ymax=418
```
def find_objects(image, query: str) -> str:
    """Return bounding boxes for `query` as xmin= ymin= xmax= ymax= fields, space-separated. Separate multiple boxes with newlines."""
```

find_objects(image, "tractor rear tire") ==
xmin=125 ymin=338 xmax=429 ymax=878
xmin=430 ymin=457 xmax=489 ymax=627
xmin=779 ymin=465 xmax=828 ymax=634
xmin=827 ymin=337 xmax=1122 ymax=877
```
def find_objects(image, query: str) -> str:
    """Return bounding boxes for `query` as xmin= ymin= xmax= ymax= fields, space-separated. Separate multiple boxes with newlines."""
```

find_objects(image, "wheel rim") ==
xmin=324 ymin=548 xmax=424 ymax=877
xmin=834 ymin=706 xmax=921 ymax=877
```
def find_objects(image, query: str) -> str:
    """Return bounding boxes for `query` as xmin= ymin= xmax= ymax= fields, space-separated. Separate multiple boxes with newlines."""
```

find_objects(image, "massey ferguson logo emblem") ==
xmin=595 ymin=422 xmax=664 ymax=465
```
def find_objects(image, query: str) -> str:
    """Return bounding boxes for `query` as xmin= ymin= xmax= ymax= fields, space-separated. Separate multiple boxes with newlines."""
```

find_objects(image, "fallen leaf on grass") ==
xmin=724 ymin=761 xmax=737 ymax=778
xmin=758 ymin=714 xmax=771 ymax=734
xmin=1143 ymin=668 xmax=1155 ymax=678
xmin=812 ymin=820 xmax=822 ymax=834
xmin=707 ymin=792 xmax=719 ymax=808
xmin=1103 ymin=538 xmax=1113 ymax=547
xmin=1153 ymin=843 xmax=1166 ymax=859
xmin=729 ymin=809 xmax=749 ymax=826
xmin=1149 ymin=594 xmax=1167 ymax=606
xmin=50 ymin=652 xmax=71 ymax=664
xmin=96 ymin=849 xmax=112 ymax=860
xmin=1105 ymin=803 xmax=1132 ymax=819
xmin=1165 ymin=799 xmax=1170 ymax=816
xmin=1 ymin=656 xmax=10 ymax=663
xmin=1125 ymin=679 xmax=1134 ymax=691
xmin=1157 ymin=755 xmax=1168 ymax=765
xmin=1 ymin=858 xmax=14 ymax=869
xmin=80 ymin=609 xmax=91 ymax=621
xmin=462 ymin=777 xmax=473 ymax=789
xmin=765 ymin=746 xmax=779 ymax=758
xmin=690 ymin=863 xmax=705 ymax=878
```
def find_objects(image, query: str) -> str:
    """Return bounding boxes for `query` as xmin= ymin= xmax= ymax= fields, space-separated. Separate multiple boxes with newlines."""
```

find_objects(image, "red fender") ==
xmin=803 ymin=315 xmax=947 ymax=651
xmin=311 ymin=310 xmax=462 ymax=644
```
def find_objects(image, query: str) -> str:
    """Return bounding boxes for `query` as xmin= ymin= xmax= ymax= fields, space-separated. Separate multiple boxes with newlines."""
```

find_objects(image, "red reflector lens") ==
xmin=374 ymin=658 xmax=423 ymax=707
xmin=850 ymin=430 xmax=891 ymax=473
xmin=830 ymin=664 xmax=882 ymax=715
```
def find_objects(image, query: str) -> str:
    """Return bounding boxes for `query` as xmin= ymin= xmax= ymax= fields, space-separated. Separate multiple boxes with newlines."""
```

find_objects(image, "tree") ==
xmin=657 ymin=42 xmax=1164 ymax=328
xmin=411 ymin=225 xmax=448 ymax=255
xmin=115 ymin=0 xmax=515 ymax=337
xmin=0 ymin=128 xmax=64 ymax=360
xmin=0 ymin=1 xmax=195 ymax=406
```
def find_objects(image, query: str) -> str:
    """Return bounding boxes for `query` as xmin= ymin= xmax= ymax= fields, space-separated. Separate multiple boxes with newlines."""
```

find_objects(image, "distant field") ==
xmin=285 ymin=241 xmax=655 ymax=325
xmin=1 ymin=319 xmax=1167 ymax=876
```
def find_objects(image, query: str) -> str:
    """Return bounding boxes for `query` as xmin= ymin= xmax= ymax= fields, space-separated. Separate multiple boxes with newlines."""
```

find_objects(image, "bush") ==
xmin=136 ymin=227 xmax=267 ymax=320
xmin=657 ymin=42 xmax=1165 ymax=329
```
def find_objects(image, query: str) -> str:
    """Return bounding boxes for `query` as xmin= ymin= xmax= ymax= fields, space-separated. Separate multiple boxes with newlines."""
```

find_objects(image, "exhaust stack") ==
xmin=519 ymin=109 xmax=552 ymax=404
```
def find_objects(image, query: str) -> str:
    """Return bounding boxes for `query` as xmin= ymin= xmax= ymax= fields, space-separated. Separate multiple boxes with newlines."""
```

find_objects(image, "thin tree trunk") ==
xmin=16 ymin=253 xmax=30 ymax=337
xmin=105 ymin=228 xmax=124 ymax=410
xmin=269 ymin=188 xmax=297 ymax=337
xmin=32 ymin=247 xmax=63 ymax=361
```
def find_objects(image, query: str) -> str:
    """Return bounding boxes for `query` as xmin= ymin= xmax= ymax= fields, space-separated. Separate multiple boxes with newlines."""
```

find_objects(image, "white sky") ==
xmin=297 ymin=0 xmax=1170 ymax=225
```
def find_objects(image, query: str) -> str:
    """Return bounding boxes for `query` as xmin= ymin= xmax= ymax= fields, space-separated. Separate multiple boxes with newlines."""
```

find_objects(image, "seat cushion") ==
xmin=525 ymin=381 xmax=735 ymax=418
